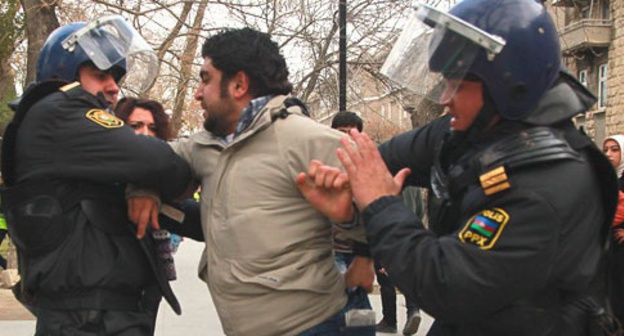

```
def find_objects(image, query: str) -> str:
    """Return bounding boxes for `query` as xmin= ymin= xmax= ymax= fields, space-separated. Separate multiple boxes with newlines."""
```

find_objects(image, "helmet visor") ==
xmin=380 ymin=3 xmax=505 ymax=104
xmin=64 ymin=15 xmax=159 ymax=93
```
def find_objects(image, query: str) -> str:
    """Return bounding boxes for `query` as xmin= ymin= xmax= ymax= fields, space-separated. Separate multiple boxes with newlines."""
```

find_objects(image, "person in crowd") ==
xmin=1 ymin=16 xmax=190 ymax=335
xmin=331 ymin=111 xmax=421 ymax=334
xmin=114 ymin=97 xmax=189 ymax=253
xmin=376 ymin=185 xmax=424 ymax=335
xmin=0 ymin=171 xmax=7 ymax=271
xmin=331 ymin=111 xmax=375 ymax=309
xmin=299 ymin=1 xmax=619 ymax=334
xmin=129 ymin=28 xmax=367 ymax=336
xmin=331 ymin=111 xmax=364 ymax=134
xmin=115 ymin=97 xmax=173 ymax=140
xmin=603 ymin=135 xmax=624 ymax=326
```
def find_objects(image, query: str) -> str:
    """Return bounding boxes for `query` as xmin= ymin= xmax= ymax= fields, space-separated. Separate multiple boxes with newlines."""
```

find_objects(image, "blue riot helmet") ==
xmin=36 ymin=15 xmax=158 ymax=94
xmin=381 ymin=0 xmax=561 ymax=121
xmin=36 ymin=23 xmax=101 ymax=83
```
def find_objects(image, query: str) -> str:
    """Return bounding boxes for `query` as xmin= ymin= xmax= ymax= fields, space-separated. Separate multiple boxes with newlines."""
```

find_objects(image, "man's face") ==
xmin=335 ymin=126 xmax=357 ymax=135
xmin=194 ymin=58 xmax=239 ymax=136
xmin=440 ymin=79 xmax=484 ymax=132
xmin=603 ymin=139 xmax=621 ymax=169
xmin=78 ymin=64 xmax=120 ymax=107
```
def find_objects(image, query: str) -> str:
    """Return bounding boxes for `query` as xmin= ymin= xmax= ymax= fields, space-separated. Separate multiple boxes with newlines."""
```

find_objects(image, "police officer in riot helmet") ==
xmin=302 ymin=0 xmax=620 ymax=335
xmin=2 ymin=15 xmax=190 ymax=335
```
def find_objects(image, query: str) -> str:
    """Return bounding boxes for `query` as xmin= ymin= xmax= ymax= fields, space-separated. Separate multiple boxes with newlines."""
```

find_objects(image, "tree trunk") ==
xmin=20 ymin=0 xmax=59 ymax=87
xmin=298 ymin=19 xmax=339 ymax=105
xmin=0 ymin=0 xmax=22 ymax=133
xmin=170 ymin=0 xmax=207 ymax=137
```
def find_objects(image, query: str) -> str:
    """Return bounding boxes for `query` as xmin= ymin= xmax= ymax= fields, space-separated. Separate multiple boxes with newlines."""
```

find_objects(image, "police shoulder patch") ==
xmin=479 ymin=166 xmax=510 ymax=196
xmin=458 ymin=208 xmax=509 ymax=250
xmin=85 ymin=109 xmax=124 ymax=129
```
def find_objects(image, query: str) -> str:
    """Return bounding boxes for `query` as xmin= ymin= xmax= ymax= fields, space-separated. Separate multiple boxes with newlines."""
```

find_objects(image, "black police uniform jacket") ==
xmin=1 ymin=81 xmax=191 ymax=314
xmin=368 ymin=79 xmax=617 ymax=335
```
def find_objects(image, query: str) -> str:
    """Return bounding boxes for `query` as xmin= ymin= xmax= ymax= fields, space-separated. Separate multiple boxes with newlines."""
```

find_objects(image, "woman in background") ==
xmin=115 ymin=98 xmax=172 ymax=140
xmin=115 ymin=98 xmax=193 ymax=253
xmin=603 ymin=134 xmax=624 ymax=326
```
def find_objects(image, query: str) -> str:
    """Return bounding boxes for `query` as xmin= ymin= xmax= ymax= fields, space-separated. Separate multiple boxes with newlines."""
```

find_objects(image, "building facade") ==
xmin=311 ymin=66 xmax=416 ymax=143
xmin=549 ymin=0 xmax=618 ymax=144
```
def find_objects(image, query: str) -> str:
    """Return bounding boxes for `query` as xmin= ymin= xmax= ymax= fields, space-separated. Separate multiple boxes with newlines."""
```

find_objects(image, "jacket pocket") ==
xmin=227 ymin=251 xmax=342 ymax=296
xmin=7 ymin=195 xmax=66 ymax=256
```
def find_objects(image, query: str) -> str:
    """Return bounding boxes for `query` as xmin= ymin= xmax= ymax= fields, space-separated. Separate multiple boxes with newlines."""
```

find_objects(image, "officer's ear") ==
xmin=231 ymin=71 xmax=250 ymax=99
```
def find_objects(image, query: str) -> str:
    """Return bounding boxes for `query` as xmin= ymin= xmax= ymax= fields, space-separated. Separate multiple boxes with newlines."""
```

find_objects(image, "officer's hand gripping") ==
xmin=337 ymin=129 xmax=410 ymax=210
xmin=128 ymin=196 xmax=160 ymax=239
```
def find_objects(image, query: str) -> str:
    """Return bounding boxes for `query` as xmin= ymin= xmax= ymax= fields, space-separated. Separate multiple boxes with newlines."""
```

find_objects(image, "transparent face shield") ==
xmin=62 ymin=14 xmax=159 ymax=94
xmin=380 ymin=3 xmax=505 ymax=104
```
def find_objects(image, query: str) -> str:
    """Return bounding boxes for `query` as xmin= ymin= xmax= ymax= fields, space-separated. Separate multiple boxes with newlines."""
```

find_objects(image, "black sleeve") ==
xmin=17 ymin=99 xmax=191 ymax=200
xmin=352 ymin=241 xmax=371 ymax=257
xmin=159 ymin=199 xmax=204 ymax=242
xmin=378 ymin=115 xmax=450 ymax=188
xmin=363 ymin=184 xmax=562 ymax=321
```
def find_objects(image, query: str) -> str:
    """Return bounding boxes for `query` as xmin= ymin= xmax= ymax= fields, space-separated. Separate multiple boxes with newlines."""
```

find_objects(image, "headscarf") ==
xmin=604 ymin=135 xmax=624 ymax=178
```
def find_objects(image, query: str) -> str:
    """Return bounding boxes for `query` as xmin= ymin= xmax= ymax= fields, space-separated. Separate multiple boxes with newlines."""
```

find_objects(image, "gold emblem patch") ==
xmin=60 ymin=82 xmax=80 ymax=92
xmin=85 ymin=109 xmax=124 ymax=129
xmin=458 ymin=208 xmax=510 ymax=250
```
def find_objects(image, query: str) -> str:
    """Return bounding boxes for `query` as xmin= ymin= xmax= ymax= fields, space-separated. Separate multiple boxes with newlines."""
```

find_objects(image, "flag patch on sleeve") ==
xmin=458 ymin=208 xmax=509 ymax=250
xmin=86 ymin=109 xmax=124 ymax=129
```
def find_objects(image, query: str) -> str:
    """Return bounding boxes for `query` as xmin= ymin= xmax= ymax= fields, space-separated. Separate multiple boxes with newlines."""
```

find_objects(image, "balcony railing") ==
xmin=559 ymin=18 xmax=612 ymax=53
xmin=552 ymin=0 xmax=589 ymax=7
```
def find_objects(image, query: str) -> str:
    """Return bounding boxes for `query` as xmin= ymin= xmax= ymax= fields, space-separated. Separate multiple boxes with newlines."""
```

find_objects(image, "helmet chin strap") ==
xmin=95 ymin=92 xmax=114 ymax=112
xmin=452 ymin=83 xmax=498 ymax=142
xmin=440 ymin=85 xmax=498 ymax=169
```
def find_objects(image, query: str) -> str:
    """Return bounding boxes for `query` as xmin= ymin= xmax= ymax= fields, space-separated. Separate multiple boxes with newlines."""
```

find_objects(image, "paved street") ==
xmin=0 ymin=240 xmax=433 ymax=335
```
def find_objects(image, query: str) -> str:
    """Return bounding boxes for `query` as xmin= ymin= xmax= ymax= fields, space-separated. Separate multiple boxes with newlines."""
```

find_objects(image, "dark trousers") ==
xmin=609 ymin=237 xmax=624 ymax=325
xmin=376 ymin=262 xmax=419 ymax=325
xmin=35 ymin=308 xmax=156 ymax=336
xmin=0 ymin=229 xmax=7 ymax=269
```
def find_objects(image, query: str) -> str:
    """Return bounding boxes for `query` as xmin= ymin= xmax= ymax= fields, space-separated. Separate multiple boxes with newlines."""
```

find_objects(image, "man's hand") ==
xmin=337 ymin=129 xmax=410 ymax=209
xmin=345 ymin=256 xmax=375 ymax=293
xmin=296 ymin=160 xmax=355 ymax=222
xmin=128 ymin=196 xmax=160 ymax=239
xmin=615 ymin=228 xmax=624 ymax=244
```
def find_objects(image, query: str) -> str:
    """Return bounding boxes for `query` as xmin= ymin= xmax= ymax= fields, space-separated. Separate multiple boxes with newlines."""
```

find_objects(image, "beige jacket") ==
xmin=173 ymin=96 xmax=360 ymax=335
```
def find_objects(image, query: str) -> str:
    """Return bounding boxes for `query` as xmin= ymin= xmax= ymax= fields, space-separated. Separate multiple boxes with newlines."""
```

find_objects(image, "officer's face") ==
xmin=603 ymin=139 xmax=621 ymax=169
xmin=440 ymin=79 xmax=483 ymax=132
xmin=195 ymin=58 xmax=240 ymax=136
xmin=128 ymin=107 xmax=157 ymax=137
xmin=78 ymin=64 xmax=120 ymax=107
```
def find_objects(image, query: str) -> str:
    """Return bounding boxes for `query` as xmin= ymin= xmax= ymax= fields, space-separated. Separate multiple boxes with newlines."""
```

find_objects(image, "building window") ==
xmin=578 ymin=70 xmax=587 ymax=87
xmin=602 ymin=0 xmax=610 ymax=19
xmin=598 ymin=64 xmax=608 ymax=109
xmin=595 ymin=110 xmax=606 ymax=146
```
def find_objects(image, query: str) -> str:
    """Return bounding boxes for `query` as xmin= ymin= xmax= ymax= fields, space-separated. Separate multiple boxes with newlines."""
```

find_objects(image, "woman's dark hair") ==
xmin=201 ymin=28 xmax=293 ymax=97
xmin=114 ymin=97 xmax=173 ymax=140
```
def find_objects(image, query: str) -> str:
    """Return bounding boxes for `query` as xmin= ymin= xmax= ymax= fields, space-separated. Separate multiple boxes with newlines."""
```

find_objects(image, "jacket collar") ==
xmin=229 ymin=95 xmax=305 ymax=144
xmin=522 ymin=71 xmax=596 ymax=126
xmin=192 ymin=95 xmax=307 ymax=147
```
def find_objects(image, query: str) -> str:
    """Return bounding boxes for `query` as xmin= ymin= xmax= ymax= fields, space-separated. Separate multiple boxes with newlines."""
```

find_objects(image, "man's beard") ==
xmin=203 ymin=112 xmax=230 ymax=136
xmin=203 ymin=113 xmax=218 ymax=134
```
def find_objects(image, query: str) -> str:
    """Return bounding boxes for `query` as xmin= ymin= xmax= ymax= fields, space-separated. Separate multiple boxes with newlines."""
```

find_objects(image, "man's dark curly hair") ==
xmin=331 ymin=111 xmax=363 ymax=132
xmin=114 ymin=97 xmax=173 ymax=141
xmin=201 ymin=28 xmax=293 ymax=98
